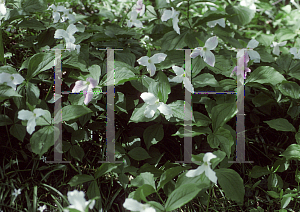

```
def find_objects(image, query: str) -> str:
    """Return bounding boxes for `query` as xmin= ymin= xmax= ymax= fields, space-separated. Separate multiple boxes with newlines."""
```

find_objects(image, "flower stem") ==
xmin=206 ymin=185 xmax=212 ymax=212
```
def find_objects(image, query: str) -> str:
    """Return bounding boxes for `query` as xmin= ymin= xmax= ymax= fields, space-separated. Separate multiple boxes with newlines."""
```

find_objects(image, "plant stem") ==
xmin=206 ymin=185 xmax=212 ymax=212
xmin=33 ymin=185 xmax=37 ymax=212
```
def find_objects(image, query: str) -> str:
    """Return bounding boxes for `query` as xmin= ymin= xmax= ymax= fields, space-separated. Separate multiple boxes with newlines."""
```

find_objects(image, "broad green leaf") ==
xmin=192 ymin=111 xmax=211 ymax=127
xmin=275 ymin=28 xmax=296 ymax=42
xmin=168 ymin=100 xmax=194 ymax=121
xmin=215 ymin=168 xmax=245 ymax=204
xmin=68 ymin=174 xmax=94 ymax=187
xmin=54 ymin=105 xmax=93 ymax=124
xmin=87 ymin=181 xmax=102 ymax=210
xmin=257 ymin=34 xmax=275 ymax=46
xmin=172 ymin=126 xmax=211 ymax=138
xmin=207 ymin=127 xmax=234 ymax=157
xmin=130 ymin=75 xmax=156 ymax=93
xmin=249 ymin=166 xmax=270 ymax=178
xmin=191 ymin=55 xmax=206 ymax=78
xmin=127 ymin=147 xmax=151 ymax=161
xmin=95 ymin=163 xmax=120 ymax=179
xmin=175 ymin=171 xmax=211 ymax=189
xmin=193 ymin=73 xmax=220 ymax=88
xmin=165 ymin=184 xmax=203 ymax=211
xmin=161 ymin=30 xmax=187 ymax=51
xmin=264 ymin=118 xmax=296 ymax=132
xmin=26 ymin=53 xmax=55 ymax=80
xmin=153 ymin=71 xmax=171 ymax=103
xmin=157 ymin=166 xmax=187 ymax=190
xmin=88 ymin=65 xmax=101 ymax=84
xmin=226 ymin=5 xmax=255 ymax=26
xmin=70 ymin=145 xmax=85 ymax=161
xmin=10 ymin=124 xmax=26 ymax=142
xmin=130 ymin=172 xmax=156 ymax=190
xmin=0 ymin=85 xmax=23 ymax=102
xmin=26 ymin=82 xmax=40 ymax=106
xmin=30 ymin=126 xmax=59 ymax=156
xmin=280 ymin=144 xmax=300 ymax=160
xmin=211 ymin=102 xmax=237 ymax=132
xmin=21 ymin=0 xmax=47 ymax=13
xmin=106 ymin=61 xmax=137 ymax=86
xmin=133 ymin=184 xmax=156 ymax=202
xmin=281 ymin=196 xmax=292 ymax=209
xmin=0 ymin=29 xmax=3 ymax=62
xmin=278 ymin=81 xmax=300 ymax=99
xmin=129 ymin=103 xmax=160 ymax=123
xmin=245 ymin=66 xmax=285 ymax=86
xmin=17 ymin=19 xmax=46 ymax=30
xmin=0 ymin=114 xmax=13 ymax=126
xmin=143 ymin=124 xmax=164 ymax=150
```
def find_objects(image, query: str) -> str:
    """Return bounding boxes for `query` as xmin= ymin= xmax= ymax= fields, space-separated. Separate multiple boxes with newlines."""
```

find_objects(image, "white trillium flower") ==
xmin=18 ymin=108 xmax=47 ymax=135
xmin=12 ymin=188 xmax=21 ymax=197
xmin=0 ymin=73 xmax=24 ymax=90
xmin=271 ymin=41 xmax=287 ymax=56
xmin=64 ymin=190 xmax=95 ymax=212
xmin=290 ymin=47 xmax=300 ymax=59
xmin=137 ymin=53 xmax=167 ymax=77
xmin=72 ymin=77 xmax=97 ymax=105
xmin=54 ymin=24 xmax=80 ymax=53
xmin=127 ymin=10 xmax=144 ymax=28
xmin=37 ymin=205 xmax=47 ymax=212
xmin=133 ymin=0 xmax=145 ymax=16
xmin=141 ymin=92 xmax=173 ymax=119
xmin=240 ymin=0 xmax=257 ymax=11
xmin=0 ymin=0 xmax=6 ymax=16
xmin=168 ymin=65 xmax=194 ymax=93
xmin=123 ymin=198 xmax=156 ymax=212
xmin=161 ymin=7 xmax=180 ymax=34
xmin=186 ymin=152 xmax=218 ymax=184
xmin=48 ymin=4 xmax=67 ymax=23
xmin=166 ymin=0 xmax=175 ymax=3
xmin=207 ymin=7 xmax=225 ymax=28
xmin=61 ymin=8 xmax=76 ymax=23
xmin=246 ymin=39 xmax=260 ymax=63
xmin=190 ymin=36 xmax=218 ymax=67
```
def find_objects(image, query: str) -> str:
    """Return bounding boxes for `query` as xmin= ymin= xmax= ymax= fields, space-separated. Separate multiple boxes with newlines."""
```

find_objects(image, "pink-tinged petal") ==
xmin=183 ymin=77 xmax=194 ymax=93
xmin=190 ymin=48 xmax=202 ymax=58
xmin=150 ymin=53 xmax=167 ymax=64
xmin=161 ymin=9 xmax=173 ymax=21
xmin=205 ymin=166 xmax=218 ymax=184
xmin=27 ymin=117 xmax=37 ymax=135
xmin=168 ymin=75 xmax=183 ymax=83
xmin=87 ymin=77 xmax=97 ymax=89
xmin=203 ymin=152 xmax=217 ymax=163
xmin=147 ymin=63 xmax=156 ymax=76
xmin=247 ymin=39 xmax=259 ymax=49
xmin=72 ymin=80 xmax=88 ymax=93
xmin=141 ymin=92 xmax=158 ymax=105
xmin=205 ymin=36 xmax=218 ymax=50
xmin=157 ymin=103 xmax=172 ymax=117
xmin=231 ymin=66 xmax=238 ymax=77
xmin=186 ymin=165 xmax=205 ymax=177
xmin=137 ymin=56 xmax=150 ymax=66
xmin=244 ymin=67 xmax=251 ymax=79
xmin=172 ymin=65 xmax=184 ymax=76
xmin=144 ymin=104 xmax=158 ymax=118
xmin=203 ymin=50 xmax=215 ymax=67
xmin=84 ymin=92 xmax=93 ymax=105
xmin=123 ymin=198 xmax=143 ymax=211
xmin=33 ymin=108 xmax=46 ymax=118
xmin=18 ymin=110 xmax=33 ymax=121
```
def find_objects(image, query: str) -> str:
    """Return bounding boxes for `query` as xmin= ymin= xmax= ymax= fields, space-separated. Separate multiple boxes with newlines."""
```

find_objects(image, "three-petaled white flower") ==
xmin=166 ymin=0 xmax=175 ymax=3
xmin=161 ymin=7 xmax=180 ymax=34
xmin=190 ymin=36 xmax=218 ymax=67
xmin=290 ymin=47 xmax=300 ymax=59
xmin=246 ymin=39 xmax=260 ymax=63
xmin=127 ymin=10 xmax=144 ymax=28
xmin=37 ymin=205 xmax=47 ymax=212
xmin=72 ymin=77 xmax=97 ymax=105
xmin=54 ymin=24 xmax=80 ymax=53
xmin=0 ymin=0 xmax=6 ymax=16
xmin=240 ymin=0 xmax=257 ymax=11
xmin=133 ymin=0 xmax=145 ymax=16
xmin=271 ymin=41 xmax=287 ymax=56
xmin=61 ymin=8 xmax=76 ymax=23
xmin=12 ymin=188 xmax=21 ymax=197
xmin=123 ymin=198 xmax=156 ymax=212
xmin=64 ymin=190 xmax=95 ymax=212
xmin=137 ymin=53 xmax=167 ymax=77
xmin=0 ymin=73 xmax=24 ymax=90
xmin=141 ymin=92 xmax=172 ymax=119
xmin=207 ymin=7 xmax=225 ymax=28
xmin=186 ymin=152 xmax=218 ymax=184
xmin=48 ymin=4 xmax=67 ymax=23
xmin=18 ymin=108 xmax=47 ymax=135
xmin=168 ymin=65 xmax=194 ymax=93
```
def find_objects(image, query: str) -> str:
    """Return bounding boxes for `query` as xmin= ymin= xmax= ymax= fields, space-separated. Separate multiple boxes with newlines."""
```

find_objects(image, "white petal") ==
xmin=203 ymin=50 xmax=215 ymax=67
xmin=203 ymin=152 xmax=217 ymax=162
xmin=123 ymin=198 xmax=143 ymax=211
xmin=217 ymin=18 xmax=225 ymax=28
xmin=84 ymin=92 xmax=93 ymax=105
xmin=247 ymin=50 xmax=260 ymax=63
xmin=144 ymin=104 xmax=158 ymax=118
xmin=172 ymin=65 xmax=184 ymax=76
xmin=272 ymin=46 xmax=280 ymax=56
xmin=33 ymin=108 xmax=46 ymax=118
xmin=54 ymin=29 xmax=68 ymax=40
xmin=207 ymin=20 xmax=218 ymax=28
xmin=88 ymin=199 xmax=95 ymax=209
xmin=278 ymin=41 xmax=287 ymax=46
xmin=72 ymin=80 xmax=88 ymax=93
xmin=161 ymin=9 xmax=173 ymax=22
xmin=11 ymin=74 xmax=25 ymax=85
xmin=137 ymin=56 xmax=150 ymax=66
xmin=290 ymin=47 xmax=298 ymax=55
xmin=183 ymin=77 xmax=194 ymax=93
xmin=186 ymin=164 xmax=205 ymax=177
xmin=0 ymin=72 xmax=11 ymax=83
xmin=157 ymin=103 xmax=173 ymax=117
xmin=150 ymin=53 xmax=167 ymax=64
xmin=205 ymin=36 xmax=218 ymax=50
xmin=87 ymin=77 xmax=97 ymax=89
xmin=27 ymin=117 xmax=37 ymax=135
xmin=52 ymin=12 xmax=60 ymax=23
xmin=141 ymin=92 xmax=158 ymax=105
xmin=127 ymin=20 xmax=133 ymax=27
xmin=18 ymin=110 xmax=34 ymax=121
xmin=0 ymin=4 xmax=7 ymax=15
xmin=190 ymin=48 xmax=202 ymax=58
xmin=247 ymin=39 xmax=259 ymax=49
xmin=205 ymin=166 xmax=218 ymax=184
xmin=168 ymin=75 xmax=183 ymax=83
xmin=66 ymin=24 xmax=79 ymax=36
xmin=172 ymin=16 xmax=180 ymax=34
xmin=133 ymin=19 xmax=144 ymax=28
xmin=147 ymin=63 xmax=157 ymax=76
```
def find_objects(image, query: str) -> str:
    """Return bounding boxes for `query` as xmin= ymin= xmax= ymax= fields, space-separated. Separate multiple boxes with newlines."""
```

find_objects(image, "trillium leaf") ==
xmin=128 ymin=147 xmax=151 ymax=161
xmin=245 ymin=66 xmax=285 ymax=86
xmin=68 ymin=174 xmax=94 ymax=187
xmin=264 ymin=118 xmax=296 ymax=132
xmin=54 ymin=105 xmax=93 ymax=124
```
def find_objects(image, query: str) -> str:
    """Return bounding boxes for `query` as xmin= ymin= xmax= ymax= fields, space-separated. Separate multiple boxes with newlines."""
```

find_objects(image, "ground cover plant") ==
xmin=0 ymin=0 xmax=300 ymax=211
